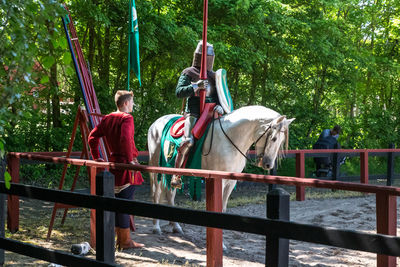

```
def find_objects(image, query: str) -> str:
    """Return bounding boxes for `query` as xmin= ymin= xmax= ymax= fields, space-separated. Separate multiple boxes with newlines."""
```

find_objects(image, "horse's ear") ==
xmin=272 ymin=115 xmax=286 ymax=125
xmin=284 ymin=118 xmax=295 ymax=126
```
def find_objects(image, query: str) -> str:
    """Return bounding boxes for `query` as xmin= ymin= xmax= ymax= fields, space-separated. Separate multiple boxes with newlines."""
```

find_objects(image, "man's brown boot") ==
xmin=115 ymin=227 xmax=120 ymax=250
xmin=118 ymin=227 xmax=144 ymax=250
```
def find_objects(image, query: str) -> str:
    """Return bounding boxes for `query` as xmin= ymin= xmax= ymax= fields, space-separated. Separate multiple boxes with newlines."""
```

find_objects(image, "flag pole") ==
xmin=199 ymin=0 xmax=208 ymax=114
xmin=127 ymin=32 xmax=131 ymax=91
xmin=127 ymin=0 xmax=133 ymax=91
xmin=127 ymin=0 xmax=141 ymax=91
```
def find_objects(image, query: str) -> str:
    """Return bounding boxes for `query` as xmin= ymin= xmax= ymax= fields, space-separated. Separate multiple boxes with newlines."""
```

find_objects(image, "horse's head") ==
xmin=255 ymin=116 xmax=295 ymax=170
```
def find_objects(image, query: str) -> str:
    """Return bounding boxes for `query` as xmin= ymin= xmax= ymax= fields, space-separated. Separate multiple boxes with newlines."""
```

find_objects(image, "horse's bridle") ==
xmin=254 ymin=124 xmax=274 ymax=164
xmin=203 ymin=112 xmax=272 ymax=166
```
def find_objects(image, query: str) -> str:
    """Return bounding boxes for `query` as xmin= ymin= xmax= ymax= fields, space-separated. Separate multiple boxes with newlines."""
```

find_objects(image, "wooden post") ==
xmin=386 ymin=144 xmax=394 ymax=186
xmin=266 ymin=188 xmax=289 ymax=267
xmin=376 ymin=193 xmax=397 ymax=267
xmin=96 ymin=171 xmax=115 ymax=264
xmin=206 ymin=177 xmax=222 ymax=267
xmin=295 ymin=152 xmax=305 ymax=201
xmin=7 ymin=154 xmax=19 ymax=233
xmin=360 ymin=151 xmax=369 ymax=184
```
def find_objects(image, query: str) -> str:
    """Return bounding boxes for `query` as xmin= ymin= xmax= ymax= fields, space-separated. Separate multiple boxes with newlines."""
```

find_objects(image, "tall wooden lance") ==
xmin=199 ymin=0 xmax=208 ymax=114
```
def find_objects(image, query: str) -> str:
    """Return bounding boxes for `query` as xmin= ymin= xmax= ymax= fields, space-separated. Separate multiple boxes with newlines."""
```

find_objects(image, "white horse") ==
xmin=147 ymin=105 xmax=294 ymax=235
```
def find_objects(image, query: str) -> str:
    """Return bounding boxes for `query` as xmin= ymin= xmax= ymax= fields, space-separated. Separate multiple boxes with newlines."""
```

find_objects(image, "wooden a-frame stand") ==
xmin=46 ymin=106 xmax=98 ymax=246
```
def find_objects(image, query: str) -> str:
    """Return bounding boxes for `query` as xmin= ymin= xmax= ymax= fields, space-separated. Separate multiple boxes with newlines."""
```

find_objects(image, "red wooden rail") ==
xmin=276 ymin=148 xmax=399 ymax=201
xmin=6 ymin=150 xmax=399 ymax=267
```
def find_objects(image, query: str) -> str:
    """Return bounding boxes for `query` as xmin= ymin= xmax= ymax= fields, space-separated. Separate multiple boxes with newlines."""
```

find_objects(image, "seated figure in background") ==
xmin=313 ymin=126 xmax=343 ymax=177
xmin=318 ymin=125 xmax=341 ymax=140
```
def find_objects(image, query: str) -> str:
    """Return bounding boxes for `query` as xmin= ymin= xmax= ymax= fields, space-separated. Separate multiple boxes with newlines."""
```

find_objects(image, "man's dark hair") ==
xmin=332 ymin=125 xmax=341 ymax=135
xmin=114 ymin=90 xmax=133 ymax=108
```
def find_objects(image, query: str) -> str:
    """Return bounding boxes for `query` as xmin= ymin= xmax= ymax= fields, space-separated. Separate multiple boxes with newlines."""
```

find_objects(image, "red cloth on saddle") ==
xmin=88 ymin=111 xmax=143 ymax=186
xmin=170 ymin=116 xmax=185 ymax=138
xmin=192 ymin=103 xmax=216 ymax=139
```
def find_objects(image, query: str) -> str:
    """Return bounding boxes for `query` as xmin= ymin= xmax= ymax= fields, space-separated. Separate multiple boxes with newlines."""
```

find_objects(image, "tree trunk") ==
xmin=47 ymin=20 xmax=61 ymax=129
xmin=88 ymin=22 xmax=95 ymax=71
xmin=247 ymin=71 xmax=257 ymax=105
xmin=261 ymin=65 xmax=268 ymax=107
xmin=45 ymin=91 xmax=51 ymax=151
xmin=50 ymin=65 xmax=61 ymax=128
xmin=114 ymin=29 xmax=125 ymax=93
xmin=103 ymin=26 xmax=111 ymax=88
xmin=231 ymin=68 xmax=239 ymax=102
xmin=97 ymin=25 xmax=103 ymax=76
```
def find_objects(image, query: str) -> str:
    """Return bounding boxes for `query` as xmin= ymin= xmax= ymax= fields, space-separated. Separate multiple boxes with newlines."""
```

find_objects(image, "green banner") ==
xmin=127 ymin=0 xmax=141 ymax=89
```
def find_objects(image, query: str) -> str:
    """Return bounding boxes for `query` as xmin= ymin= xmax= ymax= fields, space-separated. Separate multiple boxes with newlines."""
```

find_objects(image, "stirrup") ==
xmin=179 ymin=137 xmax=194 ymax=152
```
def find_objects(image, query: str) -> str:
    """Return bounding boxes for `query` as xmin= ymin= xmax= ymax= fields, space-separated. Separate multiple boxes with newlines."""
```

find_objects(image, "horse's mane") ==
xmin=221 ymin=105 xmax=289 ymax=166
xmin=222 ymin=105 xmax=281 ymax=124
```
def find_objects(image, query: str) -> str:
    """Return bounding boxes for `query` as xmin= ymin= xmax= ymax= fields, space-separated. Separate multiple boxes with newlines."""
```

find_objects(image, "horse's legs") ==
xmin=222 ymin=179 xmax=237 ymax=213
xmin=166 ymin=188 xmax=183 ymax=234
xmin=221 ymin=179 xmax=237 ymax=251
xmin=151 ymin=174 xmax=162 ymax=235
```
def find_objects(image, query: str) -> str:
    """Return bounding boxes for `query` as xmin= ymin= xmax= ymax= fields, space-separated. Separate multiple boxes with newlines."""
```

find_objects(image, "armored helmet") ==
xmin=192 ymin=40 xmax=215 ymax=71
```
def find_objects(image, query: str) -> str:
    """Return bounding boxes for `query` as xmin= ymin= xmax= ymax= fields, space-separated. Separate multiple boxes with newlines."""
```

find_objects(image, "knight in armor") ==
xmin=174 ymin=41 xmax=224 ymax=175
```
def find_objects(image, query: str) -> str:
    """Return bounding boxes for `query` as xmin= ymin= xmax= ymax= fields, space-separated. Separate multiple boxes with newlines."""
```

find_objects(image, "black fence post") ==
xmin=96 ymin=171 xmax=115 ymax=264
xmin=332 ymin=151 xmax=339 ymax=181
xmin=266 ymin=188 xmax=289 ymax=267
xmin=387 ymin=143 xmax=395 ymax=186
xmin=268 ymin=161 xmax=277 ymax=191
xmin=0 ymin=157 xmax=5 ymax=266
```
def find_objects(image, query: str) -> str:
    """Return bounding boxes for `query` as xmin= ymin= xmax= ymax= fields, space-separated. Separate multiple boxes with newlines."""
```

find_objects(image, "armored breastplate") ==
xmin=183 ymin=67 xmax=217 ymax=98
xmin=205 ymin=77 xmax=217 ymax=97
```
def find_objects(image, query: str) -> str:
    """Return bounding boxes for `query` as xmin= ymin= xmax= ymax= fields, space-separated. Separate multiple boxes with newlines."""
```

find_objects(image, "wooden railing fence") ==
xmin=3 ymin=151 xmax=400 ymax=267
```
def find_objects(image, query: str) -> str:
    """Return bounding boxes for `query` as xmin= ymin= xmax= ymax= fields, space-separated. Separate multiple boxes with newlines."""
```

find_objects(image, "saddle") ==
xmin=170 ymin=103 xmax=217 ymax=139
xmin=159 ymin=116 xmax=211 ymax=199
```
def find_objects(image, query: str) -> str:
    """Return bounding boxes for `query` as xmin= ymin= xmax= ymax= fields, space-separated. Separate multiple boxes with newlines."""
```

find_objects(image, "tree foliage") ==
xmin=1 ymin=0 xmax=400 ymax=155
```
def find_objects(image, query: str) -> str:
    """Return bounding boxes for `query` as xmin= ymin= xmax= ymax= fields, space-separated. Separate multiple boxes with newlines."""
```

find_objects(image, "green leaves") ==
xmin=42 ymin=56 xmax=56 ymax=69
xmin=2 ymin=0 xmax=400 ymax=159
xmin=62 ymin=52 xmax=72 ymax=65
xmin=40 ymin=75 xmax=50 ymax=84
xmin=0 ymin=139 xmax=10 ymax=189
xmin=4 ymin=171 xmax=11 ymax=190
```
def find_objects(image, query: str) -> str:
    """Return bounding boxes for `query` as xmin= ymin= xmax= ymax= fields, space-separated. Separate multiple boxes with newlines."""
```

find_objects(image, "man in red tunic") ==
xmin=88 ymin=90 xmax=144 ymax=249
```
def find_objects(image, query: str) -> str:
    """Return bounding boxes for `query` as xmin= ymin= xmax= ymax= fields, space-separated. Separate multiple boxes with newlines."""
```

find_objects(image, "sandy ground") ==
xmin=115 ymin=195 xmax=398 ymax=267
xmin=4 ymin=190 xmax=400 ymax=266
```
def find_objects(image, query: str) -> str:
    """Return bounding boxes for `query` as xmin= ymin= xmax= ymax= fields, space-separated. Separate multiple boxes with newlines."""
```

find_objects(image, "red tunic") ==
xmin=88 ymin=111 xmax=143 ymax=186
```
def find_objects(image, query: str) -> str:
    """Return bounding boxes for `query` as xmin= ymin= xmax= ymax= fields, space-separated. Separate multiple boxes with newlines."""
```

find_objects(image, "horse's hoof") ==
xmin=152 ymin=228 xmax=162 ymax=235
xmin=173 ymin=227 xmax=183 ymax=235
xmin=170 ymin=182 xmax=182 ymax=189
xmin=170 ymin=175 xmax=182 ymax=189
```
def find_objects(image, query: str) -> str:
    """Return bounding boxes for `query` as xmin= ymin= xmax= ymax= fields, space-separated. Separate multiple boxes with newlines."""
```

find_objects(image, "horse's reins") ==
xmin=203 ymin=112 xmax=272 ymax=165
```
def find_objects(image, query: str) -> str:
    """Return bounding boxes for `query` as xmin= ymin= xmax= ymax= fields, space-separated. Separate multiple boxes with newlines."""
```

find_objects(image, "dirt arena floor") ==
xmin=4 ymin=182 xmax=399 ymax=266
